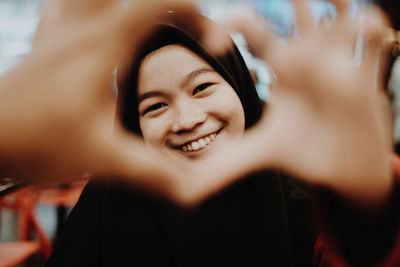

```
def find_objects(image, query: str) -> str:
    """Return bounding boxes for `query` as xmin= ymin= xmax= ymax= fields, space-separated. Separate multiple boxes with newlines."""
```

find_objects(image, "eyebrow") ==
xmin=137 ymin=90 xmax=166 ymax=105
xmin=180 ymin=67 xmax=216 ymax=88
xmin=137 ymin=67 xmax=216 ymax=104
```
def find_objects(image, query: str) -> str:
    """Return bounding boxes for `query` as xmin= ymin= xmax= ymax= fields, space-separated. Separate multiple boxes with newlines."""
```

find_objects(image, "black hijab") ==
xmin=118 ymin=14 xmax=263 ymax=136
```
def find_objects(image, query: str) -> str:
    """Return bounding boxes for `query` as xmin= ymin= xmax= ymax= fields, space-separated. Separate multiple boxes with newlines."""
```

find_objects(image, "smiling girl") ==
xmin=46 ymin=6 xmax=400 ymax=267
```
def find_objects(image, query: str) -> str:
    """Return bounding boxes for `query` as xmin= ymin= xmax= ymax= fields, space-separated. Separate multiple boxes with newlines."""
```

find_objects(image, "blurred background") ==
xmin=0 ymin=0 xmax=398 ymax=266
xmin=0 ymin=0 xmax=338 ymax=99
xmin=0 ymin=0 xmax=44 ymax=75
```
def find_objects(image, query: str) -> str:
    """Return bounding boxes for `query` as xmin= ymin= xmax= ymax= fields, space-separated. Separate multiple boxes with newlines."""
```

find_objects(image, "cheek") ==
xmin=227 ymin=96 xmax=245 ymax=134
xmin=139 ymin=118 xmax=169 ymax=146
xmin=210 ymin=86 xmax=245 ymax=133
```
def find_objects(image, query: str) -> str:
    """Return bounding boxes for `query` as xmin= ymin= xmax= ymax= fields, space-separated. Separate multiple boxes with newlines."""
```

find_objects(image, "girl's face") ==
xmin=137 ymin=44 xmax=245 ymax=160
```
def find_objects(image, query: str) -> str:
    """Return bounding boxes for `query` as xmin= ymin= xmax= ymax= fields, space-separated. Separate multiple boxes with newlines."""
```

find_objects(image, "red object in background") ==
xmin=314 ymin=229 xmax=400 ymax=267
xmin=0 ymin=179 xmax=87 ymax=267
xmin=0 ymin=186 xmax=52 ymax=267
xmin=392 ymin=154 xmax=400 ymax=177
xmin=314 ymin=153 xmax=400 ymax=267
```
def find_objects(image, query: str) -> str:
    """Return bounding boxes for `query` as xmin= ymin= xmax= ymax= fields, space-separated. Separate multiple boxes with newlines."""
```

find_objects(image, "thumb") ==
xmin=90 ymin=123 xmax=179 ymax=199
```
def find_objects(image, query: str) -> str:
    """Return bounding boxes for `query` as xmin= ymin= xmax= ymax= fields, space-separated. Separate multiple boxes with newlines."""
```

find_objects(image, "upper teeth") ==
xmin=181 ymin=133 xmax=217 ymax=152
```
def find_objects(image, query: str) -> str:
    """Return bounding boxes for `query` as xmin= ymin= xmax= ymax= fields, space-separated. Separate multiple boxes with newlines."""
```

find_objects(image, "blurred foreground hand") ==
xmin=209 ymin=0 xmax=394 ymax=206
xmin=0 ymin=0 xmax=227 ymax=194
xmin=0 ymin=0 xmax=395 ymax=207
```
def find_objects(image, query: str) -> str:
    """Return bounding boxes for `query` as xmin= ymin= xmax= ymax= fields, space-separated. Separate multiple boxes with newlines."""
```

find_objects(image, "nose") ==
xmin=171 ymin=101 xmax=207 ymax=134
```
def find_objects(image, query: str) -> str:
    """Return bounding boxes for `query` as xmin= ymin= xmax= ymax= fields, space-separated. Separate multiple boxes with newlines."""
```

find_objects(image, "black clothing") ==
xmin=47 ymin=171 xmax=317 ymax=267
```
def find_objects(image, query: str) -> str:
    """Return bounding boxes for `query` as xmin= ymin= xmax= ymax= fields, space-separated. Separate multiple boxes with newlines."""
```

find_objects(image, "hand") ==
xmin=0 ymin=0 xmax=227 ymax=189
xmin=212 ymin=0 xmax=394 ymax=205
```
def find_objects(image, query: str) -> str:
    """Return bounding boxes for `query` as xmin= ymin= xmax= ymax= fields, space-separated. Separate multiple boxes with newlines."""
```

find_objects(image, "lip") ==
xmin=170 ymin=128 xmax=223 ymax=157
xmin=169 ymin=128 xmax=223 ymax=149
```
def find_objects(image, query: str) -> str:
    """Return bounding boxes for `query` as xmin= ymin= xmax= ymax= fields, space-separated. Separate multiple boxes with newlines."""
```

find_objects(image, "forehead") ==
xmin=137 ymin=45 xmax=212 ymax=92
xmin=142 ymin=44 xmax=206 ymax=68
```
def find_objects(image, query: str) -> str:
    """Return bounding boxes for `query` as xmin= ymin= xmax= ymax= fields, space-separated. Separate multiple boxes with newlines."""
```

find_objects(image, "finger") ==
xmin=119 ymin=0 xmax=205 ymax=45
xmin=89 ymin=122 xmax=178 ymax=198
xmin=330 ymin=0 xmax=355 ymax=42
xmin=330 ymin=0 xmax=351 ymax=31
xmin=33 ymin=0 xmax=65 ymax=48
xmin=329 ymin=0 xmax=349 ymax=20
xmin=111 ymin=0 xmax=232 ymax=77
xmin=292 ymin=0 xmax=314 ymax=34
xmin=59 ymin=0 xmax=113 ymax=21
xmin=330 ymin=0 xmax=354 ymax=42
xmin=218 ymin=6 xmax=278 ymax=59
xmin=34 ymin=0 xmax=116 ymax=50
xmin=359 ymin=8 xmax=390 ymax=83
xmin=176 ymin=125 xmax=279 ymax=205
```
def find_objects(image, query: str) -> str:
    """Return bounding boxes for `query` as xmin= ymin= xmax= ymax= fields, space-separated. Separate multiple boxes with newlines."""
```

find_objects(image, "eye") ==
xmin=193 ymin=83 xmax=214 ymax=95
xmin=143 ymin=103 xmax=167 ymax=115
